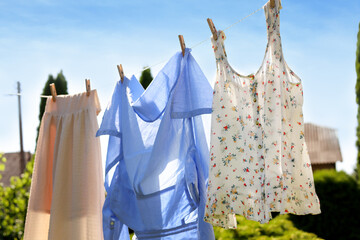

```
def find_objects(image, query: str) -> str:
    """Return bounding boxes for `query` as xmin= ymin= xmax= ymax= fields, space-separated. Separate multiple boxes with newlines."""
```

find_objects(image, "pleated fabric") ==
xmin=24 ymin=90 xmax=104 ymax=240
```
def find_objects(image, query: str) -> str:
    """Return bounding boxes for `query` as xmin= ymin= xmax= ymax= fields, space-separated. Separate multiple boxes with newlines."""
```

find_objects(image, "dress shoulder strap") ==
xmin=210 ymin=30 xmax=228 ymax=65
xmin=264 ymin=0 xmax=285 ymax=65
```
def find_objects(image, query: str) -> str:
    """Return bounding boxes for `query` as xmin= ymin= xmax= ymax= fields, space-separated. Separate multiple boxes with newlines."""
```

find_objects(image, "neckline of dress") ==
xmin=218 ymin=1 xmax=274 ymax=81
xmin=223 ymin=42 xmax=269 ymax=81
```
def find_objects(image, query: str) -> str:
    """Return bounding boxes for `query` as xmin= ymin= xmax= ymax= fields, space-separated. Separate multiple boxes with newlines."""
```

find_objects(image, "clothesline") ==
xmin=25 ymin=1 xmax=323 ymax=239
xmin=137 ymin=4 xmax=265 ymax=76
xmin=38 ymin=3 xmax=265 ymax=99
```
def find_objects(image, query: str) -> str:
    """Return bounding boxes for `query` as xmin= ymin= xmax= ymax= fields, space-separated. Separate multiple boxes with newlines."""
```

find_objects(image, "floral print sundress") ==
xmin=204 ymin=0 xmax=321 ymax=228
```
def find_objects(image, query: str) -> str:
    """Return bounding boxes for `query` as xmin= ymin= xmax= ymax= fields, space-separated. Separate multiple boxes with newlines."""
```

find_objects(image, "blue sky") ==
xmin=0 ymin=0 xmax=359 ymax=174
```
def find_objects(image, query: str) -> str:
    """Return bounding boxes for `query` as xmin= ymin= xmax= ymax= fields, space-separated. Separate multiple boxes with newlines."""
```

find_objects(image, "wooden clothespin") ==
xmin=50 ymin=83 xmax=57 ymax=102
xmin=85 ymin=79 xmax=91 ymax=96
xmin=207 ymin=18 xmax=218 ymax=41
xmin=117 ymin=64 xmax=124 ymax=83
xmin=270 ymin=0 xmax=276 ymax=8
xmin=178 ymin=35 xmax=186 ymax=57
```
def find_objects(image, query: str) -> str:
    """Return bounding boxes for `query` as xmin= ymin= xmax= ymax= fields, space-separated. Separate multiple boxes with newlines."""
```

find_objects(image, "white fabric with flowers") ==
xmin=204 ymin=0 xmax=321 ymax=228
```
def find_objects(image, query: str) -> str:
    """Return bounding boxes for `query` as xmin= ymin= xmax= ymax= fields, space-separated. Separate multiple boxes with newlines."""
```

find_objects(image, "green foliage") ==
xmin=139 ymin=67 xmax=153 ymax=89
xmin=356 ymin=22 xmax=360 ymax=182
xmin=290 ymin=169 xmax=360 ymax=240
xmin=214 ymin=215 xmax=321 ymax=240
xmin=0 ymin=154 xmax=6 ymax=175
xmin=36 ymin=71 xmax=68 ymax=147
xmin=0 ymin=155 xmax=34 ymax=239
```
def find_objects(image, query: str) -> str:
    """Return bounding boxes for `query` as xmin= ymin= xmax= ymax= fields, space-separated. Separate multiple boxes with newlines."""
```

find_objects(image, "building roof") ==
xmin=0 ymin=152 xmax=32 ymax=187
xmin=305 ymin=123 xmax=342 ymax=165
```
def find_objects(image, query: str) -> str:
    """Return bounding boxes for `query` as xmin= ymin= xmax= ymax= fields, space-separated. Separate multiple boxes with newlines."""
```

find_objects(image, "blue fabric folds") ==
xmin=97 ymin=48 xmax=214 ymax=240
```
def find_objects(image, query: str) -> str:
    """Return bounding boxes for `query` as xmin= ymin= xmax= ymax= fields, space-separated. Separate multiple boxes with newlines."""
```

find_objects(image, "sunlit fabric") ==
xmin=97 ymin=49 xmax=215 ymax=240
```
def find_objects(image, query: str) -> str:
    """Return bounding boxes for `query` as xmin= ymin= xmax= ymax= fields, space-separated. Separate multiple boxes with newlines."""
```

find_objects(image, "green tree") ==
xmin=0 ymin=153 xmax=6 ymax=179
xmin=139 ymin=67 xmax=153 ymax=89
xmin=214 ymin=215 xmax=322 ymax=240
xmin=356 ymin=22 xmax=360 ymax=182
xmin=0 ymin=155 xmax=34 ymax=239
xmin=290 ymin=169 xmax=360 ymax=240
xmin=35 ymin=71 xmax=68 ymax=146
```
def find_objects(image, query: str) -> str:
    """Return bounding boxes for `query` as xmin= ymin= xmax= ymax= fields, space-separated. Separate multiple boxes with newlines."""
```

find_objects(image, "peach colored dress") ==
xmin=24 ymin=90 xmax=104 ymax=240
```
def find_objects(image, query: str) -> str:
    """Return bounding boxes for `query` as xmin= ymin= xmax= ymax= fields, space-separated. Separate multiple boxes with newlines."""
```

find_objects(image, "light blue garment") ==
xmin=97 ymin=48 xmax=215 ymax=240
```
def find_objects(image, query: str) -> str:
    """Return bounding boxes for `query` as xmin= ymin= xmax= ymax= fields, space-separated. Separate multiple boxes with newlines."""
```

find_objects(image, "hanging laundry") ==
xmin=97 ymin=48 xmax=215 ymax=240
xmin=24 ymin=91 xmax=105 ymax=240
xmin=205 ymin=0 xmax=320 ymax=228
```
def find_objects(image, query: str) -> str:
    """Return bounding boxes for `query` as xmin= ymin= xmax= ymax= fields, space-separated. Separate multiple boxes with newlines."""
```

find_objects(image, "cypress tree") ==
xmin=139 ymin=67 xmax=153 ymax=89
xmin=355 ymin=22 xmax=360 ymax=182
xmin=35 ymin=71 xmax=68 ymax=147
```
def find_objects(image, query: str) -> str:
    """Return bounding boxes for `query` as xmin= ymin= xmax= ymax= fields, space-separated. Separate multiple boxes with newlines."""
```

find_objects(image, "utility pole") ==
xmin=17 ymin=81 xmax=25 ymax=173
